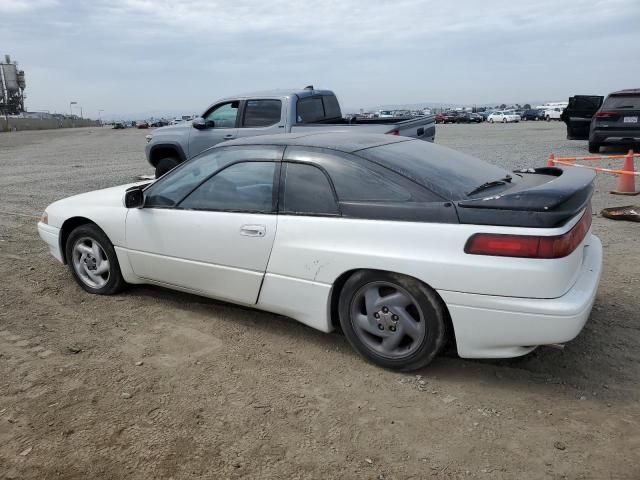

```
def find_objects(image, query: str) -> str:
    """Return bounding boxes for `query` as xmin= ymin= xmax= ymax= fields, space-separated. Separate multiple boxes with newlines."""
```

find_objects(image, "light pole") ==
xmin=98 ymin=109 xmax=104 ymax=126
xmin=69 ymin=101 xmax=77 ymax=117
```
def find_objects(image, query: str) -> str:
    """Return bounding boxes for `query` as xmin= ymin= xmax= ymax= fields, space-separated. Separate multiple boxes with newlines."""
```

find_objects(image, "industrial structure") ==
xmin=0 ymin=54 xmax=26 ymax=115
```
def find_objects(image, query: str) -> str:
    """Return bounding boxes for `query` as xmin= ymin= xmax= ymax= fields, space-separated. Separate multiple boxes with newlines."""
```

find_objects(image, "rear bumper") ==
xmin=591 ymin=129 xmax=640 ymax=143
xmin=438 ymin=234 xmax=603 ymax=359
xmin=37 ymin=222 xmax=63 ymax=263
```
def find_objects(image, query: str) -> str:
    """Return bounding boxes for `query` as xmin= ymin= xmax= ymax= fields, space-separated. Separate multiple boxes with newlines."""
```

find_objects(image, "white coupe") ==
xmin=38 ymin=133 xmax=602 ymax=370
xmin=488 ymin=111 xmax=520 ymax=123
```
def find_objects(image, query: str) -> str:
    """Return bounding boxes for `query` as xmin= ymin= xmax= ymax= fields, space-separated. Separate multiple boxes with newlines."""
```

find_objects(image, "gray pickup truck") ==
xmin=145 ymin=86 xmax=436 ymax=177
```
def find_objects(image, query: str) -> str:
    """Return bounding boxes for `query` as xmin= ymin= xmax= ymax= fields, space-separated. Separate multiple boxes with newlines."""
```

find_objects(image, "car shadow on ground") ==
xmin=121 ymin=283 xmax=634 ymax=403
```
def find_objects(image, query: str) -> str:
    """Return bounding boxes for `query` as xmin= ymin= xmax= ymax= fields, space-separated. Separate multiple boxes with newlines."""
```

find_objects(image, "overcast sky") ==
xmin=2 ymin=0 xmax=639 ymax=117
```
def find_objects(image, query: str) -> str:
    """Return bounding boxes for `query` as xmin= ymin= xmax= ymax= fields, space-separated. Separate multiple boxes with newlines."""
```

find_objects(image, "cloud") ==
xmin=1 ymin=0 xmax=639 ymax=116
xmin=0 ymin=0 xmax=58 ymax=13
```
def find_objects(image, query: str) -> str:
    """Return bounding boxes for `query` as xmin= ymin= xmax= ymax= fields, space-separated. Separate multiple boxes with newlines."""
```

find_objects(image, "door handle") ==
xmin=240 ymin=225 xmax=266 ymax=237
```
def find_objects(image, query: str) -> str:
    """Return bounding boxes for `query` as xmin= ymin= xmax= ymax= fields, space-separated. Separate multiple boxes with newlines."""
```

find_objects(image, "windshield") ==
xmin=603 ymin=95 xmax=640 ymax=109
xmin=356 ymin=140 xmax=512 ymax=200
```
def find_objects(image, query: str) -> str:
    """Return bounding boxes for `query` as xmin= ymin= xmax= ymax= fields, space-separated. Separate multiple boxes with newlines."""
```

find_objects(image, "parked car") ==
xmin=487 ymin=111 xmax=520 ymax=123
xmin=521 ymin=109 xmax=545 ymax=121
xmin=544 ymin=108 xmax=564 ymax=121
xmin=146 ymin=87 xmax=436 ymax=177
xmin=136 ymin=121 xmax=150 ymax=129
xmin=112 ymin=121 xmax=126 ymax=129
xmin=478 ymin=110 xmax=494 ymax=120
xmin=376 ymin=110 xmax=395 ymax=119
xmin=456 ymin=112 xmax=483 ymax=124
xmin=439 ymin=112 xmax=460 ymax=124
xmin=435 ymin=113 xmax=446 ymax=124
xmin=38 ymin=132 xmax=602 ymax=371
xmin=560 ymin=96 xmax=604 ymax=140
xmin=588 ymin=89 xmax=640 ymax=153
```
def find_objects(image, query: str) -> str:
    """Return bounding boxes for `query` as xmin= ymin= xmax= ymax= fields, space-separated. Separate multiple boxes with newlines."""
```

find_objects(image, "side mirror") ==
xmin=192 ymin=117 xmax=214 ymax=130
xmin=124 ymin=186 xmax=145 ymax=209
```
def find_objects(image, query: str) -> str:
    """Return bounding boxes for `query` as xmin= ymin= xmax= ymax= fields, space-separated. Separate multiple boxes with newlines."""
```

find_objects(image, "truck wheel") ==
xmin=155 ymin=157 xmax=179 ymax=178
xmin=588 ymin=142 xmax=601 ymax=154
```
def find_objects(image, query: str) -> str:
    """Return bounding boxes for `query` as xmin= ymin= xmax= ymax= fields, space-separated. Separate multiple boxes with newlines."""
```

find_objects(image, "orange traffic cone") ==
xmin=547 ymin=153 xmax=555 ymax=167
xmin=611 ymin=150 xmax=638 ymax=195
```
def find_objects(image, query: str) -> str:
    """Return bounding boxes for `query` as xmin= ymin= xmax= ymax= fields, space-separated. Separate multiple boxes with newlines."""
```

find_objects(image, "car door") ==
xmin=125 ymin=146 xmax=283 ymax=305
xmin=188 ymin=101 xmax=240 ymax=158
xmin=236 ymin=98 xmax=285 ymax=139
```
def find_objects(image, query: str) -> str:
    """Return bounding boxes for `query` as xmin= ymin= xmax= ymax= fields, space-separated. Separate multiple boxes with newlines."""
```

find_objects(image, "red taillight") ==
xmin=388 ymin=129 xmax=400 ymax=135
xmin=595 ymin=111 xmax=619 ymax=119
xmin=465 ymin=206 xmax=592 ymax=259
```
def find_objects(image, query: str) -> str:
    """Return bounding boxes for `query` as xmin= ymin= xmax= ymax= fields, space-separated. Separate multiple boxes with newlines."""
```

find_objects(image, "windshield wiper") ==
xmin=466 ymin=175 xmax=512 ymax=197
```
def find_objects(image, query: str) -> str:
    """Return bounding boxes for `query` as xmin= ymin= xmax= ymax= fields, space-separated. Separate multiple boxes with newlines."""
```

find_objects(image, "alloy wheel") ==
xmin=72 ymin=236 xmax=110 ymax=289
xmin=349 ymin=281 xmax=426 ymax=359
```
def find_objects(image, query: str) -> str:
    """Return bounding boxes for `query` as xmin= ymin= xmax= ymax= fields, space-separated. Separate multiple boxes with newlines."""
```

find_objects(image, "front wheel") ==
xmin=489 ymin=119 xmax=494 ymax=123
xmin=588 ymin=141 xmax=601 ymax=154
xmin=155 ymin=157 xmax=179 ymax=178
xmin=65 ymin=224 xmax=125 ymax=295
xmin=502 ymin=118 xmax=507 ymax=123
xmin=338 ymin=271 xmax=447 ymax=371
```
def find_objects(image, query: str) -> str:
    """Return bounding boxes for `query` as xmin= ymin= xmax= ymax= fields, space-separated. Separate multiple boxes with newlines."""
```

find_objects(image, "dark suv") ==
xmin=561 ymin=95 xmax=603 ymax=140
xmin=588 ymin=89 xmax=640 ymax=153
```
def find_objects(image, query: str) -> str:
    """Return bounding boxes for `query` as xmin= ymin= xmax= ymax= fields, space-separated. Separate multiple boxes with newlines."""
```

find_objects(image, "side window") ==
xmin=179 ymin=162 xmax=275 ymax=213
xmin=145 ymin=149 xmax=235 ymax=207
xmin=323 ymin=158 xmax=412 ymax=202
xmin=242 ymin=100 xmax=282 ymax=127
xmin=204 ymin=101 xmax=239 ymax=128
xmin=296 ymin=97 xmax=325 ymax=123
xmin=282 ymin=163 xmax=339 ymax=216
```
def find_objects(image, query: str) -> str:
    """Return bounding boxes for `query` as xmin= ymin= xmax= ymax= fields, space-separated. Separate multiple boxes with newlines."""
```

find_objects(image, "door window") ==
xmin=242 ymin=100 xmax=282 ymax=127
xmin=144 ymin=147 xmax=281 ymax=207
xmin=204 ymin=101 xmax=239 ymax=128
xmin=179 ymin=162 xmax=276 ymax=213
xmin=281 ymin=163 xmax=339 ymax=215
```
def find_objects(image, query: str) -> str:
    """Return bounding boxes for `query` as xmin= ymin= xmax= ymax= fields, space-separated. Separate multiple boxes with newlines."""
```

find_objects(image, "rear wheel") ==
xmin=489 ymin=119 xmax=494 ymax=123
xmin=502 ymin=118 xmax=507 ymax=123
xmin=338 ymin=271 xmax=447 ymax=371
xmin=65 ymin=224 xmax=125 ymax=295
xmin=155 ymin=157 xmax=179 ymax=178
xmin=588 ymin=141 xmax=601 ymax=154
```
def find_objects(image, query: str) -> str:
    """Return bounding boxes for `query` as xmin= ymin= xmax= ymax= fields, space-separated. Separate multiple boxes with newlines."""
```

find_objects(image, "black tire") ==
xmin=65 ymin=223 xmax=125 ymax=295
xmin=545 ymin=116 xmax=551 ymax=122
xmin=588 ymin=141 xmax=600 ymax=154
xmin=502 ymin=118 xmax=507 ymax=123
xmin=155 ymin=157 xmax=179 ymax=178
xmin=338 ymin=270 xmax=447 ymax=371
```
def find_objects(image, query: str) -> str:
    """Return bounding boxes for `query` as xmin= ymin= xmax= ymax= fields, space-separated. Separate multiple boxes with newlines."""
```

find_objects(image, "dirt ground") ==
xmin=0 ymin=124 xmax=638 ymax=479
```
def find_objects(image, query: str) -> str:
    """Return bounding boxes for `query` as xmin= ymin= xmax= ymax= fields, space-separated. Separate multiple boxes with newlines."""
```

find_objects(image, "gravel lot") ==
xmin=1 ymin=123 xmax=639 ymax=479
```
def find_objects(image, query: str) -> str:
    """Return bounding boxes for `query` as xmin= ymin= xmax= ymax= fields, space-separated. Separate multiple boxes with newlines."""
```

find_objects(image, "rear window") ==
xmin=296 ymin=95 xmax=342 ymax=123
xmin=568 ymin=96 xmax=602 ymax=110
xmin=603 ymin=95 xmax=640 ymax=110
xmin=356 ymin=140 xmax=511 ymax=199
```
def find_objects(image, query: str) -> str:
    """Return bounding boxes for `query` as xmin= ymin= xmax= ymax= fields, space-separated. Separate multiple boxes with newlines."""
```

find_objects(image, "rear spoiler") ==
xmin=456 ymin=167 xmax=595 ymax=228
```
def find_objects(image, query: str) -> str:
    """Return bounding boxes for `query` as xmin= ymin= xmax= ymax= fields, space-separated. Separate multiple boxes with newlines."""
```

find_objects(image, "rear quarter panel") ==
xmin=266 ymin=215 xmax=590 ymax=300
